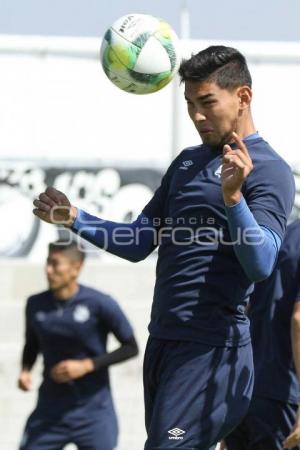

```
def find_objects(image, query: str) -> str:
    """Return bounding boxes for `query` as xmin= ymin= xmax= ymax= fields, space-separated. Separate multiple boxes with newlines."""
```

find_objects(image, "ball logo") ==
xmin=119 ymin=15 xmax=134 ymax=33
xmin=73 ymin=305 xmax=90 ymax=323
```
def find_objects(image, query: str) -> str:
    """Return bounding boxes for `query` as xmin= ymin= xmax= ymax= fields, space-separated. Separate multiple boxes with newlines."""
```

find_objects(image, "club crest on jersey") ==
xmin=214 ymin=164 xmax=223 ymax=178
xmin=73 ymin=305 xmax=90 ymax=323
xmin=179 ymin=160 xmax=194 ymax=170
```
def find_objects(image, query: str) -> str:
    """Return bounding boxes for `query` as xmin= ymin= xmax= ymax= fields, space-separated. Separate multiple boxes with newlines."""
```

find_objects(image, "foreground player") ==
xmin=33 ymin=46 xmax=295 ymax=449
xmin=18 ymin=240 xmax=138 ymax=450
xmin=223 ymin=219 xmax=300 ymax=450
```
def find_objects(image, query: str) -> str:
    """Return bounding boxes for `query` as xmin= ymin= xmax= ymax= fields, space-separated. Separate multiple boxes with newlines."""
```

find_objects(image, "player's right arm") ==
xmin=33 ymin=146 xmax=174 ymax=263
xmin=18 ymin=300 xmax=40 ymax=391
xmin=32 ymin=187 xmax=158 ymax=262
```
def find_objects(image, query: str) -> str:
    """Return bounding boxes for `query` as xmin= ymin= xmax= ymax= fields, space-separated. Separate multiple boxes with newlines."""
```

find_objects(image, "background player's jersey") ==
xmin=143 ymin=137 xmax=295 ymax=347
xmin=24 ymin=285 xmax=134 ymax=401
xmin=250 ymin=219 xmax=300 ymax=404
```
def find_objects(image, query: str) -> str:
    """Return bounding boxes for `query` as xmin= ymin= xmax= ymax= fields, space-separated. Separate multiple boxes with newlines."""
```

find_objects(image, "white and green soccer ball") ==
xmin=100 ymin=14 xmax=181 ymax=94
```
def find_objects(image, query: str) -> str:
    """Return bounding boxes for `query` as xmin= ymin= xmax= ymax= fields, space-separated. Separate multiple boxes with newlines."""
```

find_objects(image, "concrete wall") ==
xmin=0 ymin=258 xmax=155 ymax=450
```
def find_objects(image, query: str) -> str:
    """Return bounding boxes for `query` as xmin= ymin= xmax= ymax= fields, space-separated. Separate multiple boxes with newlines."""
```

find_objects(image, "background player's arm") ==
xmin=91 ymin=335 xmax=138 ymax=370
xmin=283 ymin=300 xmax=300 ymax=449
xmin=50 ymin=336 xmax=138 ymax=383
xmin=18 ymin=306 xmax=40 ymax=391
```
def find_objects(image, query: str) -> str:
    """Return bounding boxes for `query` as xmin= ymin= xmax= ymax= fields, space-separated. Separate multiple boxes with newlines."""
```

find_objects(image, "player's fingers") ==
xmin=33 ymin=199 xmax=52 ymax=212
xmin=225 ymin=148 xmax=251 ymax=167
xmin=33 ymin=208 xmax=52 ymax=223
xmin=232 ymin=132 xmax=251 ymax=157
xmin=223 ymin=154 xmax=245 ymax=170
xmin=45 ymin=187 xmax=66 ymax=204
xmin=50 ymin=368 xmax=68 ymax=382
xmin=53 ymin=365 xmax=66 ymax=374
xmin=54 ymin=371 xmax=70 ymax=383
xmin=221 ymin=164 xmax=236 ymax=175
xmin=223 ymin=144 xmax=232 ymax=155
xmin=39 ymin=192 xmax=57 ymax=207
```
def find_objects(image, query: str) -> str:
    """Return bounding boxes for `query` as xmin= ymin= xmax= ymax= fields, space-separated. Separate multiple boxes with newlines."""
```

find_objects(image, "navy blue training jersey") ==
xmin=250 ymin=219 xmax=300 ymax=404
xmin=24 ymin=285 xmax=134 ymax=399
xmin=142 ymin=137 xmax=295 ymax=346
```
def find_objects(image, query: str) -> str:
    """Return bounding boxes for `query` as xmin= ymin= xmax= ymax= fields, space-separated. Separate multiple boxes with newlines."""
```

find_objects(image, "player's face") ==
xmin=184 ymin=80 xmax=242 ymax=147
xmin=46 ymin=251 xmax=80 ymax=291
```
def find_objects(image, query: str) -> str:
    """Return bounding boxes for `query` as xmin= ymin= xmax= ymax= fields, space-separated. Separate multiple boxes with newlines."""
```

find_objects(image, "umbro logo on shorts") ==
xmin=179 ymin=160 xmax=194 ymax=170
xmin=168 ymin=428 xmax=186 ymax=440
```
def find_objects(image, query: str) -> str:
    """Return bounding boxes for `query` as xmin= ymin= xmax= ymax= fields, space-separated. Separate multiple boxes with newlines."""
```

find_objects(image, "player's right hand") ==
xmin=18 ymin=370 xmax=33 ymax=391
xmin=33 ymin=187 xmax=77 ymax=227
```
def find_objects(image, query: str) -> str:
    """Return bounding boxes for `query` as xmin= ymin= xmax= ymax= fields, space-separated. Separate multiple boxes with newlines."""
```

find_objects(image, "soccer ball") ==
xmin=100 ymin=14 xmax=181 ymax=95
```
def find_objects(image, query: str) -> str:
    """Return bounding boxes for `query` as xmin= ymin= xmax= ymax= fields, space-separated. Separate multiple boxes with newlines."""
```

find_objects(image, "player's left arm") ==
xmin=88 ymin=296 xmax=139 ymax=372
xmin=50 ymin=336 xmax=138 ymax=383
xmin=90 ymin=335 xmax=139 ymax=371
xmin=222 ymin=132 xmax=293 ymax=282
xmin=283 ymin=300 xmax=300 ymax=449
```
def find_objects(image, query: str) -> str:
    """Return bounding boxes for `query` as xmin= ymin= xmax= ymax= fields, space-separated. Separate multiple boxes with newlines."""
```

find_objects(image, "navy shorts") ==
xmin=143 ymin=338 xmax=254 ymax=450
xmin=224 ymin=396 xmax=300 ymax=450
xmin=19 ymin=392 xmax=118 ymax=450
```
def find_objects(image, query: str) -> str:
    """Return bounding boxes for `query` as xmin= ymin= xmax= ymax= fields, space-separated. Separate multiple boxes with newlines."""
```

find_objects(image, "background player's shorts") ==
xmin=224 ymin=396 xmax=300 ymax=450
xmin=19 ymin=392 xmax=118 ymax=450
xmin=143 ymin=338 xmax=253 ymax=450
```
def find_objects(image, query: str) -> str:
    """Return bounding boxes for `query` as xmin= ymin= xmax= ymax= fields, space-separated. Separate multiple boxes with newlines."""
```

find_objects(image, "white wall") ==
xmin=1 ymin=36 xmax=300 ymax=165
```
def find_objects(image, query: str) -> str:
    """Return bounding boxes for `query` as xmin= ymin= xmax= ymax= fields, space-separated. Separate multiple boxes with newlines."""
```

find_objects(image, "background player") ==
xmin=223 ymin=219 xmax=300 ymax=450
xmin=32 ymin=46 xmax=295 ymax=449
xmin=18 ymin=240 xmax=138 ymax=450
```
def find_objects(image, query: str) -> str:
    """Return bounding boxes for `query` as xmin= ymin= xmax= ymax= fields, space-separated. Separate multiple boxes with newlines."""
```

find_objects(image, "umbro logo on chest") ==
xmin=179 ymin=160 xmax=194 ymax=170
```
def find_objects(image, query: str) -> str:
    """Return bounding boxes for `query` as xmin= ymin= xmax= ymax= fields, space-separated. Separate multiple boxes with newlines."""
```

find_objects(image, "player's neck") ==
xmin=235 ymin=116 xmax=256 ymax=140
xmin=52 ymin=283 xmax=79 ymax=301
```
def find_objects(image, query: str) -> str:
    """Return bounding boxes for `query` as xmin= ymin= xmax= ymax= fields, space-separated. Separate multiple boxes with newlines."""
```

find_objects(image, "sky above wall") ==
xmin=1 ymin=0 xmax=300 ymax=42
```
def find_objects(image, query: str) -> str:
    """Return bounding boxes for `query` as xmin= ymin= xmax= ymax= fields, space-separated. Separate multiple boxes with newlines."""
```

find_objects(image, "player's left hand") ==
xmin=50 ymin=359 xmax=94 ymax=383
xmin=283 ymin=406 xmax=300 ymax=449
xmin=221 ymin=131 xmax=253 ymax=206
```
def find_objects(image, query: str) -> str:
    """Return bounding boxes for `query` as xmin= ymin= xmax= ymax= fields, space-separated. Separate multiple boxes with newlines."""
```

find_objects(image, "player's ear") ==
xmin=237 ymin=86 xmax=252 ymax=109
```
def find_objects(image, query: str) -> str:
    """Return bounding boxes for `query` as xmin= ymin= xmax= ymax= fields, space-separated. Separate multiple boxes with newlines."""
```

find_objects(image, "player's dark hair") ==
xmin=178 ymin=45 xmax=252 ymax=89
xmin=48 ymin=240 xmax=85 ymax=263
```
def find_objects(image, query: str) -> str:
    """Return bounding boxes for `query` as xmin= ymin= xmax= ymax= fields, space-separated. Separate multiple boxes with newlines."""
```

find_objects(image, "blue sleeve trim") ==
xmin=71 ymin=209 xmax=157 ymax=262
xmin=225 ymin=197 xmax=281 ymax=282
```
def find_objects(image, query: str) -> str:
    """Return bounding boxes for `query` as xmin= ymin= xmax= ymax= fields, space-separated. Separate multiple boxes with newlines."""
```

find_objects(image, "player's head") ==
xmin=179 ymin=45 xmax=253 ymax=147
xmin=46 ymin=240 xmax=85 ymax=291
